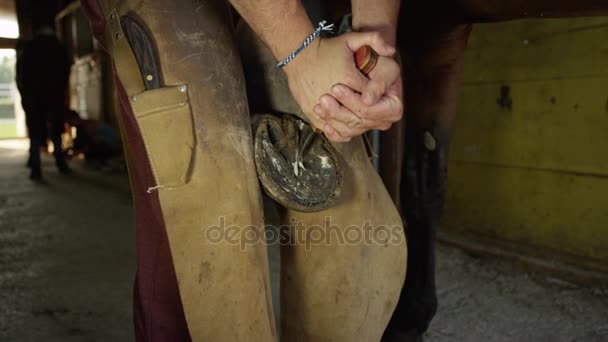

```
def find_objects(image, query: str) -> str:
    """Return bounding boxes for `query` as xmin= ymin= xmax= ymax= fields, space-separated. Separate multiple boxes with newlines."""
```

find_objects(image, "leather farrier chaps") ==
xmin=82 ymin=1 xmax=407 ymax=341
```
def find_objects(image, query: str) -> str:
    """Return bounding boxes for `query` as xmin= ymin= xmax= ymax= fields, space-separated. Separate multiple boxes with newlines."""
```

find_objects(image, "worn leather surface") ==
xmin=91 ymin=0 xmax=276 ymax=341
xmin=278 ymin=140 xmax=407 ymax=342
xmin=81 ymin=1 xmax=192 ymax=341
xmin=130 ymin=86 xmax=195 ymax=187
xmin=237 ymin=22 xmax=407 ymax=342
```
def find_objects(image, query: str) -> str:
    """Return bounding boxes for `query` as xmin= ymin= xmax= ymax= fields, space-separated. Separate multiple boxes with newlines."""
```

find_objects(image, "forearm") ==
xmin=229 ymin=0 xmax=315 ymax=61
xmin=351 ymin=0 xmax=400 ymax=45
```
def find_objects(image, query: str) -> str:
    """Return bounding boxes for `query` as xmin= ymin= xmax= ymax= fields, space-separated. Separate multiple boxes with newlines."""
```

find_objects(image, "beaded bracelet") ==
xmin=276 ymin=20 xmax=335 ymax=68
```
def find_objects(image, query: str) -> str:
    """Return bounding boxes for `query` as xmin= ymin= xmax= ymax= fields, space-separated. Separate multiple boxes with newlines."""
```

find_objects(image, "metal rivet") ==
xmin=115 ymin=32 xmax=121 ymax=40
xmin=423 ymin=131 xmax=437 ymax=151
xmin=130 ymin=96 xmax=137 ymax=102
xmin=178 ymin=84 xmax=188 ymax=93
xmin=146 ymin=74 xmax=154 ymax=81
xmin=110 ymin=13 xmax=116 ymax=19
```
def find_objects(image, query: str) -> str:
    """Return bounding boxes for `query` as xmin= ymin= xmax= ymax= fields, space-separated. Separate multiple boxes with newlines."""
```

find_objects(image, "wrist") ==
xmin=353 ymin=25 xmax=397 ymax=47
xmin=282 ymin=37 xmax=320 ymax=78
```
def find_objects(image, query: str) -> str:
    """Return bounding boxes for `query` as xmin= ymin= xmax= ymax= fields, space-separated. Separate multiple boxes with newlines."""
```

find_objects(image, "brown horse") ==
xmin=381 ymin=1 xmax=608 ymax=341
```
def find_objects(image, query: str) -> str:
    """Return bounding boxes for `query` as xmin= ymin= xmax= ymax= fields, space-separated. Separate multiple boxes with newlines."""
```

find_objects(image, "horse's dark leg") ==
xmin=382 ymin=17 xmax=472 ymax=342
xmin=381 ymin=2 xmax=608 ymax=340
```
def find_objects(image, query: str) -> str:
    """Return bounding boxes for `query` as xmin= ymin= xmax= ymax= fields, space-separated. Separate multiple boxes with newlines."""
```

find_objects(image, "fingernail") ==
xmin=318 ymin=97 xmax=326 ymax=108
xmin=332 ymin=86 xmax=343 ymax=96
xmin=314 ymin=106 xmax=325 ymax=118
xmin=385 ymin=45 xmax=396 ymax=54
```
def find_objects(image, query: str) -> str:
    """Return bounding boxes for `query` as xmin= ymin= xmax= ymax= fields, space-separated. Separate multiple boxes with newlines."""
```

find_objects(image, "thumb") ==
xmin=363 ymin=58 xmax=401 ymax=104
xmin=344 ymin=31 xmax=395 ymax=56
xmin=342 ymin=68 xmax=369 ymax=93
xmin=362 ymin=78 xmax=386 ymax=106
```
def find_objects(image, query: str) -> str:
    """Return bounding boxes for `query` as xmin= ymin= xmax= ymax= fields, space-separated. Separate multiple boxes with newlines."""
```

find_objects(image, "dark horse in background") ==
xmin=375 ymin=1 xmax=608 ymax=341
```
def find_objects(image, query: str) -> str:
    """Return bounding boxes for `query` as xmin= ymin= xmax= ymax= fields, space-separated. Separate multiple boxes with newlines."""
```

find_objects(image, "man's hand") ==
xmin=228 ymin=0 xmax=402 ymax=142
xmin=281 ymin=31 xmax=395 ymax=131
xmin=313 ymin=56 xmax=403 ymax=142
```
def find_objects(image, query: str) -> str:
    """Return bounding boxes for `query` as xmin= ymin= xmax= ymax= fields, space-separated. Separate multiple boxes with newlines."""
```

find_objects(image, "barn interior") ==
xmin=0 ymin=0 xmax=607 ymax=341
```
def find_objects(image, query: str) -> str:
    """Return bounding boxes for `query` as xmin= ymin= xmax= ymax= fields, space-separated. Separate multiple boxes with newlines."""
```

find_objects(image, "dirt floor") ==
xmin=1 ymin=139 xmax=606 ymax=342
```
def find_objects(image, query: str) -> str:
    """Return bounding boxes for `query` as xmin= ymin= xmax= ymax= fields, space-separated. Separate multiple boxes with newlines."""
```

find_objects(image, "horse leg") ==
xmin=383 ymin=1 xmax=608 ymax=340
xmin=382 ymin=17 xmax=472 ymax=341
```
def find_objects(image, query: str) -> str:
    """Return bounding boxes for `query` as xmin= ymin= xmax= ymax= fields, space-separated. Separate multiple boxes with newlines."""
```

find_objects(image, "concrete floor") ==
xmin=1 ymin=140 xmax=607 ymax=342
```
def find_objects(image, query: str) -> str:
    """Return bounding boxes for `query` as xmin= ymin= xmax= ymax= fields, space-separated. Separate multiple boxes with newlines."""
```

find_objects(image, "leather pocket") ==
xmin=130 ymin=85 xmax=195 ymax=187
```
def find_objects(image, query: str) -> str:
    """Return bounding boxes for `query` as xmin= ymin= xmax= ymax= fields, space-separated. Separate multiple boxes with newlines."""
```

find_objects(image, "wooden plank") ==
xmin=451 ymin=78 xmax=608 ymax=175
xmin=443 ymin=162 xmax=608 ymax=263
xmin=463 ymin=17 xmax=608 ymax=83
xmin=443 ymin=17 xmax=608 ymax=269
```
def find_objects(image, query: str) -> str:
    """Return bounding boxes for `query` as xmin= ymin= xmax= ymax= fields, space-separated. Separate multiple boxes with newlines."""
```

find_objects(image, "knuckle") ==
xmin=357 ymin=111 xmax=369 ymax=121
xmin=388 ymin=60 xmax=401 ymax=73
xmin=343 ymin=136 xmax=352 ymax=142
xmin=370 ymin=32 xmax=382 ymax=44
xmin=356 ymin=107 xmax=368 ymax=117
xmin=392 ymin=110 xmax=403 ymax=122
xmin=324 ymin=100 xmax=336 ymax=112
xmin=370 ymin=80 xmax=383 ymax=91
xmin=393 ymin=101 xmax=404 ymax=119
xmin=333 ymin=132 xmax=348 ymax=143
xmin=379 ymin=123 xmax=392 ymax=131
xmin=313 ymin=106 xmax=323 ymax=116
xmin=396 ymin=110 xmax=404 ymax=121
xmin=327 ymin=132 xmax=339 ymax=142
xmin=338 ymin=128 xmax=351 ymax=137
